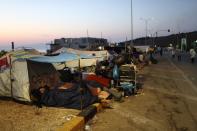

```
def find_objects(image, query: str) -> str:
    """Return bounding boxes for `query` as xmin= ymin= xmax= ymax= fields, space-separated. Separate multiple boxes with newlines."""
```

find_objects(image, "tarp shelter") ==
xmin=52 ymin=47 xmax=109 ymax=69
xmin=53 ymin=47 xmax=109 ymax=58
xmin=0 ymin=49 xmax=97 ymax=102
xmin=29 ymin=52 xmax=94 ymax=63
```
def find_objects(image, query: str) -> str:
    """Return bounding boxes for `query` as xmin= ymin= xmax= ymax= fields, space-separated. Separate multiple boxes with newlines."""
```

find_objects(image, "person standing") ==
xmin=160 ymin=47 xmax=163 ymax=56
xmin=171 ymin=48 xmax=175 ymax=59
xmin=112 ymin=64 xmax=120 ymax=88
xmin=190 ymin=48 xmax=196 ymax=63
xmin=176 ymin=49 xmax=181 ymax=61
xmin=157 ymin=46 xmax=161 ymax=55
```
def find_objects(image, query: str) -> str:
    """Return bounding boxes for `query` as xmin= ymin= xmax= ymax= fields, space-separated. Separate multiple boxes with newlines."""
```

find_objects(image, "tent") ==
xmin=52 ymin=47 xmax=109 ymax=69
xmin=53 ymin=47 xmax=109 ymax=58
xmin=0 ymin=49 xmax=97 ymax=102
xmin=0 ymin=49 xmax=46 ymax=101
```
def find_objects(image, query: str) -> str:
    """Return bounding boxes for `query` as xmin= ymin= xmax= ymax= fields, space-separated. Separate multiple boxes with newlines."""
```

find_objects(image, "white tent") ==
xmin=0 ymin=49 xmax=40 ymax=101
xmin=52 ymin=47 xmax=109 ymax=69
xmin=0 ymin=49 xmax=99 ymax=102
xmin=0 ymin=69 xmax=11 ymax=97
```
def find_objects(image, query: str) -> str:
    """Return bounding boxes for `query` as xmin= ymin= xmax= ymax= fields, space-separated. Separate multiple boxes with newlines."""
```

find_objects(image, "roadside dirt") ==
xmin=0 ymin=100 xmax=80 ymax=131
xmin=92 ymin=56 xmax=197 ymax=131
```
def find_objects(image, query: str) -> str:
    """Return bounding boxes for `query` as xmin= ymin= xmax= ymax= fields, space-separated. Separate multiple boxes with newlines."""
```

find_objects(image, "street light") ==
xmin=140 ymin=18 xmax=151 ymax=45
xmin=130 ymin=0 xmax=133 ymax=47
xmin=126 ymin=0 xmax=133 ymax=62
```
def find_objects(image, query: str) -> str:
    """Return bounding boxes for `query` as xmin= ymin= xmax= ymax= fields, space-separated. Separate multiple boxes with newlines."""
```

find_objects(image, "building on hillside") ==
xmin=49 ymin=37 xmax=108 ymax=52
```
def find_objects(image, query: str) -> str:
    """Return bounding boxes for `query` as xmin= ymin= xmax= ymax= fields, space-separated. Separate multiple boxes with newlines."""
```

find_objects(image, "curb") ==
xmin=57 ymin=103 xmax=102 ymax=131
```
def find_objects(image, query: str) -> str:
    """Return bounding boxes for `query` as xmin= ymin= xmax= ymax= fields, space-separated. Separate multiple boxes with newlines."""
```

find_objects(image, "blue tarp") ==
xmin=28 ymin=53 xmax=95 ymax=63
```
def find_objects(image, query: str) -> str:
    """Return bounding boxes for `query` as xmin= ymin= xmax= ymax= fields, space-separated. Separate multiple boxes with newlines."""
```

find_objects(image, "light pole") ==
xmin=140 ymin=18 xmax=151 ymax=45
xmin=130 ymin=0 xmax=133 ymax=47
xmin=127 ymin=0 xmax=133 ymax=62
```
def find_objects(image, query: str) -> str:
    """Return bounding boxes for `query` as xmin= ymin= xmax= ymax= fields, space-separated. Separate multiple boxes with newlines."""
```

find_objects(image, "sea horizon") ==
xmin=0 ymin=43 xmax=48 ymax=53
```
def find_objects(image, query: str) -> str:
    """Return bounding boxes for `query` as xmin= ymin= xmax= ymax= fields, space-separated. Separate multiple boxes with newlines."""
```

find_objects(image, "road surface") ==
xmin=92 ymin=53 xmax=197 ymax=131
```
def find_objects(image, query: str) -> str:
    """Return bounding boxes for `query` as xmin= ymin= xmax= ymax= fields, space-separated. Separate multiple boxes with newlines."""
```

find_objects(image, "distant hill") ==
xmin=119 ymin=31 xmax=197 ymax=49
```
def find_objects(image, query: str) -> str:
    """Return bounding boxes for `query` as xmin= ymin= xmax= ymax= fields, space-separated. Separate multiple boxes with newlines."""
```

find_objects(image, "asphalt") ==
xmin=91 ymin=52 xmax=197 ymax=131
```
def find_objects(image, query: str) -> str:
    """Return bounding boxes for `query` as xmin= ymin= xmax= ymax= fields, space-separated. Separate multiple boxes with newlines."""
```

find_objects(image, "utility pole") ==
xmin=155 ymin=32 xmax=158 ymax=46
xmin=86 ymin=30 xmax=89 ymax=50
xmin=101 ymin=32 xmax=103 ymax=47
xmin=128 ymin=0 xmax=133 ymax=62
xmin=140 ymin=18 xmax=151 ymax=45
xmin=145 ymin=20 xmax=148 ymax=45
xmin=125 ymin=36 xmax=128 ymax=52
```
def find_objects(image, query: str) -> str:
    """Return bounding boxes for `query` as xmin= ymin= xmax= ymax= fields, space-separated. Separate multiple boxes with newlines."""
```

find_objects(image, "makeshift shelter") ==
xmin=0 ymin=49 xmax=97 ymax=102
xmin=52 ymin=47 xmax=109 ymax=69
xmin=53 ymin=47 xmax=109 ymax=58
xmin=0 ymin=49 xmax=43 ymax=101
xmin=0 ymin=67 xmax=10 ymax=97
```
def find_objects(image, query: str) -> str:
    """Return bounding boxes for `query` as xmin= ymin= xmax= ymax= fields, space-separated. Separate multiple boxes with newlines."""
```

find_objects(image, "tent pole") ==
xmin=78 ymin=58 xmax=81 ymax=71
xmin=9 ymin=55 xmax=13 ymax=99
xmin=77 ymin=55 xmax=83 ymax=111
xmin=80 ymin=87 xmax=83 ymax=111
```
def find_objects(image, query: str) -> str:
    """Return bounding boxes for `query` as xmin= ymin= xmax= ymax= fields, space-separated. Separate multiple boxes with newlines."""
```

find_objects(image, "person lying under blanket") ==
xmin=31 ymin=80 xmax=111 ymax=109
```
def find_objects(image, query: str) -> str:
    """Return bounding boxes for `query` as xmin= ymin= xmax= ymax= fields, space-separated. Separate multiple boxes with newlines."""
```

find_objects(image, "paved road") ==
xmin=169 ymin=52 xmax=197 ymax=88
xmin=92 ymin=54 xmax=197 ymax=131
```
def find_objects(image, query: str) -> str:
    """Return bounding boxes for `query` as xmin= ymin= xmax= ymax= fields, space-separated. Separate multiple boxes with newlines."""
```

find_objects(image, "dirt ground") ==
xmin=92 ymin=54 xmax=197 ymax=131
xmin=0 ymin=100 xmax=80 ymax=131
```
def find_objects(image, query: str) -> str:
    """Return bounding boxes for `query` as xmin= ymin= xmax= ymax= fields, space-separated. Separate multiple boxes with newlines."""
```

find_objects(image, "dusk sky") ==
xmin=0 ymin=0 xmax=197 ymax=50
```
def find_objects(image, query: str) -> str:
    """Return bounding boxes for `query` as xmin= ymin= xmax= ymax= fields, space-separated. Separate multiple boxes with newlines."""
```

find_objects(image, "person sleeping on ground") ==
xmin=31 ymin=80 xmax=111 ymax=109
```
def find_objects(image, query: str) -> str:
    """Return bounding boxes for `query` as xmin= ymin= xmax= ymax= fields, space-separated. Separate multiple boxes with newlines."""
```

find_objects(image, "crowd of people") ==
xmin=171 ymin=47 xmax=196 ymax=63
xmin=145 ymin=45 xmax=196 ymax=64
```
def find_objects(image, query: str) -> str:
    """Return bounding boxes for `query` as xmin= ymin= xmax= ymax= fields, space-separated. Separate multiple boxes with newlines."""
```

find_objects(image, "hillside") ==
xmin=119 ymin=31 xmax=197 ymax=48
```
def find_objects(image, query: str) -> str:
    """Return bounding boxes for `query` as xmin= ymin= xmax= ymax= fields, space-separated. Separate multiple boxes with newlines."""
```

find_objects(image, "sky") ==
xmin=0 ymin=0 xmax=197 ymax=51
